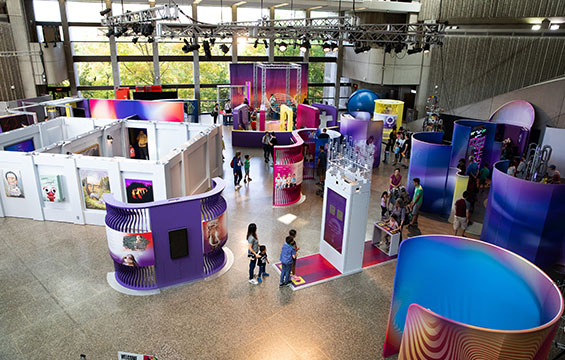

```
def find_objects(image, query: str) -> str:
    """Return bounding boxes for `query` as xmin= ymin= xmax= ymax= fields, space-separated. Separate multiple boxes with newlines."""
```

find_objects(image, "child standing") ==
xmin=279 ymin=236 xmax=297 ymax=287
xmin=256 ymin=245 xmax=270 ymax=283
xmin=289 ymin=229 xmax=300 ymax=281
xmin=243 ymin=155 xmax=252 ymax=183
xmin=381 ymin=191 xmax=389 ymax=219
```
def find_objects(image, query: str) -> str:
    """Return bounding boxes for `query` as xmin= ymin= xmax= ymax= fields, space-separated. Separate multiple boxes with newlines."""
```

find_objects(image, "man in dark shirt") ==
xmin=269 ymin=132 xmax=278 ymax=163
xmin=453 ymin=191 xmax=470 ymax=236
xmin=317 ymin=145 xmax=327 ymax=185
xmin=318 ymin=128 xmax=330 ymax=139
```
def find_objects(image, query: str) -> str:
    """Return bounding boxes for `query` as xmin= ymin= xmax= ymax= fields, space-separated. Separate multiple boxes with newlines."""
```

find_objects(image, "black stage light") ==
xmin=394 ymin=42 xmax=404 ymax=53
xmin=132 ymin=23 xmax=142 ymax=34
xmin=407 ymin=46 xmax=423 ymax=55
xmin=202 ymin=40 xmax=212 ymax=59
xmin=100 ymin=8 xmax=111 ymax=16
xmin=423 ymin=43 xmax=431 ymax=53
xmin=210 ymin=38 xmax=216 ymax=45
xmin=331 ymin=42 xmax=339 ymax=52
xmin=263 ymin=39 xmax=269 ymax=48
xmin=147 ymin=37 xmax=154 ymax=43
xmin=141 ymin=23 xmax=154 ymax=37
xmin=322 ymin=42 xmax=331 ymax=53
xmin=132 ymin=37 xmax=138 ymax=44
xmin=106 ymin=28 xmax=115 ymax=38
xmin=220 ymin=43 xmax=229 ymax=54
xmin=182 ymin=38 xmax=190 ymax=53
xmin=384 ymin=44 xmax=392 ymax=53
xmin=299 ymin=40 xmax=310 ymax=52
xmin=278 ymin=41 xmax=287 ymax=52
xmin=254 ymin=39 xmax=259 ymax=48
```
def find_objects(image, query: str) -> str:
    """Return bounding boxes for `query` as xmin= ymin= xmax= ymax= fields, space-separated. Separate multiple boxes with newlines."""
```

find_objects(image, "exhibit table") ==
xmin=372 ymin=222 xmax=400 ymax=256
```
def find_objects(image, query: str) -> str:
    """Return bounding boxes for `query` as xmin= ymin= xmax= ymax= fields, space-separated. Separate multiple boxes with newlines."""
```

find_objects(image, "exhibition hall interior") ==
xmin=1 ymin=0 xmax=565 ymax=359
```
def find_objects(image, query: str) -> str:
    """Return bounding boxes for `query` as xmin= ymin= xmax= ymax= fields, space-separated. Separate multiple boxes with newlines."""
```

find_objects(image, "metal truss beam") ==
xmin=101 ymin=4 xmax=179 ymax=27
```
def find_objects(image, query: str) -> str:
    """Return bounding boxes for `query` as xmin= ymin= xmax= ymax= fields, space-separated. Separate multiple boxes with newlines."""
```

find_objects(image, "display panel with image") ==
xmin=2 ymin=169 xmax=24 ymax=198
xmin=107 ymin=228 xmax=155 ymax=267
xmin=40 ymin=175 xmax=64 ymax=202
xmin=75 ymin=143 xmax=100 ymax=157
xmin=79 ymin=169 xmax=111 ymax=210
xmin=323 ymin=189 xmax=346 ymax=253
xmin=124 ymin=178 xmax=154 ymax=203
xmin=202 ymin=212 xmax=228 ymax=254
xmin=4 ymin=138 xmax=35 ymax=152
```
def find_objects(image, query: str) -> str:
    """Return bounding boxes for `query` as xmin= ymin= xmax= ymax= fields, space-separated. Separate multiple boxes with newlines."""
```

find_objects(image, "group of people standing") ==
xmin=384 ymin=127 xmax=410 ymax=168
xmin=380 ymin=168 xmax=423 ymax=236
xmin=211 ymin=99 xmax=232 ymax=125
xmin=246 ymin=224 xmax=300 ymax=287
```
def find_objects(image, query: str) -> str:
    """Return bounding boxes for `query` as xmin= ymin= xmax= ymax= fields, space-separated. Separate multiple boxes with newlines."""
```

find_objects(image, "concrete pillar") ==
xmin=58 ymin=0 xmax=78 ymax=95
xmin=192 ymin=3 xmax=201 ymax=112
xmin=6 ymin=0 xmax=37 ymax=98
xmin=150 ymin=0 xmax=160 ymax=85
xmin=231 ymin=5 xmax=238 ymax=63
xmin=333 ymin=12 xmax=345 ymax=107
xmin=268 ymin=7 xmax=275 ymax=62
xmin=105 ymin=0 xmax=120 ymax=89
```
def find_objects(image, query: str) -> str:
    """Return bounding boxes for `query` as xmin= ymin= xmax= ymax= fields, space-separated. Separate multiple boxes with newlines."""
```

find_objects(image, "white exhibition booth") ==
xmin=0 ymin=117 xmax=223 ymax=225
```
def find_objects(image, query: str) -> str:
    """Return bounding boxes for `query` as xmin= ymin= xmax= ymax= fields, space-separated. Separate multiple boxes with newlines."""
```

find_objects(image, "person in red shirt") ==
xmin=549 ymin=165 xmax=562 ymax=184
xmin=389 ymin=168 xmax=402 ymax=191
xmin=453 ymin=191 xmax=470 ymax=236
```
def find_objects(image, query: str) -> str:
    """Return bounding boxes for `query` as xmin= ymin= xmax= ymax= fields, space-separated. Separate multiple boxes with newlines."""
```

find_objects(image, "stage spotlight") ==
xmin=331 ymin=42 xmax=339 ymax=52
xmin=132 ymin=37 xmax=138 ymax=44
xmin=278 ymin=41 xmax=287 ymax=52
xmin=210 ymin=38 xmax=216 ymax=45
xmin=220 ymin=44 xmax=230 ymax=54
xmin=263 ymin=39 xmax=269 ymax=48
xmin=394 ymin=42 xmax=404 ymax=53
xmin=384 ymin=44 xmax=392 ymax=53
xmin=322 ymin=42 xmax=331 ymax=53
xmin=407 ymin=46 xmax=422 ymax=55
xmin=100 ymin=8 xmax=111 ymax=16
xmin=105 ymin=27 xmax=115 ymax=38
xmin=147 ymin=37 xmax=154 ymax=43
xmin=423 ymin=43 xmax=430 ymax=53
xmin=132 ymin=23 xmax=142 ymax=34
xmin=203 ymin=40 xmax=212 ymax=59
xmin=141 ymin=23 xmax=154 ymax=37
xmin=254 ymin=39 xmax=259 ymax=48
xmin=299 ymin=40 xmax=310 ymax=52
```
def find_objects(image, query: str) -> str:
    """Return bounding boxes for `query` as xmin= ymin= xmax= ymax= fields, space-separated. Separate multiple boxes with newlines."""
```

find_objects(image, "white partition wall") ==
xmin=0 ymin=118 xmax=222 ymax=226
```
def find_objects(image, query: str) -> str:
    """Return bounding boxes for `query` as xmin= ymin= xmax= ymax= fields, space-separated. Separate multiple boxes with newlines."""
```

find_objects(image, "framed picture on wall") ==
xmin=2 ymin=169 xmax=24 ymax=198
xmin=124 ymin=178 xmax=154 ymax=203
xmin=75 ymin=143 xmax=100 ymax=157
xmin=39 ymin=175 xmax=64 ymax=202
xmin=79 ymin=169 xmax=111 ymax=210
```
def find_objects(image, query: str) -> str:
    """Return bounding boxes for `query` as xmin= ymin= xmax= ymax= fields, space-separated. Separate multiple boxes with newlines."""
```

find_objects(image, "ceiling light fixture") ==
xmin=100 ymin=8 xmax=111 ymax=16
xmin=147 ymin=37 xmax=154 ymax=43
xmin=423 ymin=43 xmax=430 ymax=53
xmin=132 ymin=37 xmax=138 ymax=44
xmin=220 ymin=44 xmax=230 ymax=54
xmin=299 ymin=40 xmax=310 ymax=52
xmin=263 ymin=39 xmax=269 ymax=48
xmin=203 ymin=40 xmax=212 ymax=59
xmin=331 ymin=42 xmax=339 ymax=52
xmin=531 ymin=24 xmax=541 ymax=31
xmin=233 ymin=1 xmax=247 ymax=6
xmin=550 ymin=24 xmax=560 ymax=31
xmin=322 ymin=42 xmax=331 ymax=53
xmin=254 ymin=39 xmax=259 ymax=48
xmin=307 ymin=5 xmax=324 ymax=10
xmin=278 ymin=41 xmax=287 ymax=52
xmin=273 ymin=3 xmax=288 ymax=8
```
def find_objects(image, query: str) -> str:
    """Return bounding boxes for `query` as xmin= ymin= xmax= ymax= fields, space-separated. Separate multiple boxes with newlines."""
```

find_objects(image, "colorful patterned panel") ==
xmin=89 ymin=99 xmax=184 ymax=122
xmin=383 ymin=235 xmax=563 ymax=358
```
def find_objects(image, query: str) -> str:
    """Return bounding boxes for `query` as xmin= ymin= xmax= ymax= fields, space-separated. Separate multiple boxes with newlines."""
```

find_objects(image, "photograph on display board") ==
xmin=107 ymin=228 xmax=155 ymax=267
xmin=79 ymin=169 xmax=111 ymax=210
xmin=274 ymin=160 xmax=304 ymax=190
xmin=75 ymin=143 xmax=100 ymax=157
xmin=0 ymin=114 xmax=30 ymax=133
xmin=2 ymin=169 xmax=24 ymax=198
xmin=202 ymin=212 xmax=228 ymax=254
xmin=124 ymin=178 xmax=154 ymax=203
xmin=4 ymin=138 xmax=35 ymax=152
xmin=40 ymin=175 xmax=64 ymax=202
xmin=323 ymin=189 xmax=346 ymax=253
xmin=128 ymin=128 xmax=149 ymax=160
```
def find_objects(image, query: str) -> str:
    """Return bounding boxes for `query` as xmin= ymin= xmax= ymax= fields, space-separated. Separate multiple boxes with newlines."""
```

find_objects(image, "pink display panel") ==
xmin=89 ymin=99 xmax=184 ymax=122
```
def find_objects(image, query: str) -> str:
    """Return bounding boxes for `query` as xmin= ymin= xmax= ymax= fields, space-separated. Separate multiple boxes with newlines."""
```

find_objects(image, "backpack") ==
xmin=230 ymin=158 xmax=234 ymax=168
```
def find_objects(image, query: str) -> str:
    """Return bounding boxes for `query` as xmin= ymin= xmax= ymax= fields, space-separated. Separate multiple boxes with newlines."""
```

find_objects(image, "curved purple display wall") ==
xmin=339 ymin=112 xmax=383 ymax=168
xmin=273 ymin=130 xmax=305 ymax=207
xmin=104 ymin=178 xmax=228 ymax=290
xmin=383 ymin=235 xmax=563 ymax=359
xmin=481 ymin=161 xmax=565 ymax=271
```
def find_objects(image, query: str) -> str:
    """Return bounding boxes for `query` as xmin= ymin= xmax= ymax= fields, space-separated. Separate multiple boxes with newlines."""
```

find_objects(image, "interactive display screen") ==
xmin=0 ymin=114 xmax=30 ymax=133
xmin=323 ymin=189 xmax=346 ymax=253
xmin=4 ymin=138 xmax=35 ymax=152
xmin=468 ymin=126 xmax=487 ymax=167
xmin=169 ymin=228 xmax=189 ymax=259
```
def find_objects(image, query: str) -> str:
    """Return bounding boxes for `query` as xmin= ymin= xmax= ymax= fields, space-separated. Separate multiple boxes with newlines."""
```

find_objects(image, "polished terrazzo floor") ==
xmin=0 ymin=119 xmax=482 ymax=360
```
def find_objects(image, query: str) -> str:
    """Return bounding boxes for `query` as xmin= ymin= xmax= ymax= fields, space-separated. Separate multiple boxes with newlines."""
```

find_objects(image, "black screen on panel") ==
xmin=169 ymin=228 xmax=189 ymax=259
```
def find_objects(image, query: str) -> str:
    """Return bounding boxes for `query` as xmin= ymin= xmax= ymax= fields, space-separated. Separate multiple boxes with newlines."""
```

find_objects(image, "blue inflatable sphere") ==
xmin=347 ymin=89 xmax=380 ymax=114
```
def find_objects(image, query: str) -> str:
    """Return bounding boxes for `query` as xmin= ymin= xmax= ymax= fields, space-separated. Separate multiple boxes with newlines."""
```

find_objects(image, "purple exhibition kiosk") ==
xmin=103 ymin=178 xmax=230 ymax=293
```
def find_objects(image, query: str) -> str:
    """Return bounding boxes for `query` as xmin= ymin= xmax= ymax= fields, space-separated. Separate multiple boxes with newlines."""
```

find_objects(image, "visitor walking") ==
xmin=279 ymin=236 xmax=297 ymax=287
xmin=212 ymin=103 xmax=220 ymax=124
xmin=231 ymin=152 xmax=243 ymax=190
xmin=243 ymin=155 xmax=252 ymax=183
xmin=409 ymin=178 xmax=423 ymax=228
xmin=247 ymin=223 xmax=261 ymax=285
xmin=289 ymin=229 xmax=300 ymax=280
xmin=453 ymin=191 xmax=471 ymax=237
xmin=270 ymin=132 xmax=278 ymax=162
xmin=384 ymin=128 xmax=397 ymax=164
xmin=262 ymin=131 xmax=271 ymax=163
xmin=256 ymin=245 xmax=270 ymax=283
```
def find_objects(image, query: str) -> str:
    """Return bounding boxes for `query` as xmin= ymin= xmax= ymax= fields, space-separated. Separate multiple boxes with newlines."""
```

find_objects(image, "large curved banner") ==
xmin=383 ymin=235 xmax=563 ymax=359
xmin=481 ymin=160 xmax=565 ymax=271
